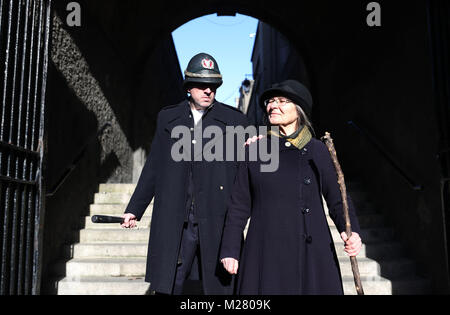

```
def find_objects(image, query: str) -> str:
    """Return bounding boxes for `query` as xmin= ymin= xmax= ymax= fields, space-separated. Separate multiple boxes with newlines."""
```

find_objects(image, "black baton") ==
xmin=91 ymin=215 xmax=124 ymax=223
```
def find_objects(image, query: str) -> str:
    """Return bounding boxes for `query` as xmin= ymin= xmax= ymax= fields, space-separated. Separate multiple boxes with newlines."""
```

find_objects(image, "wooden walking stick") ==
xmin=321 ymin=132 xmax=364 ymax=295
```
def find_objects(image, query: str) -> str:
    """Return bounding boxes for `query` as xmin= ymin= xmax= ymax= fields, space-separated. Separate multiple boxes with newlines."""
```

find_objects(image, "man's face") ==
xmin=188 ymin=84 xmax=217 ymax=109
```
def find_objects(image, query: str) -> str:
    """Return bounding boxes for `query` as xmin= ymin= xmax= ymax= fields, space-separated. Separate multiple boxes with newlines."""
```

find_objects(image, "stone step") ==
xmin=90 ymin=203 xmax=127 ymax=215
xmin=330 ymin=226 xmax=395 ymax=243
xmin=342 ymin=275 xmax=430 ymax=295
xmin=338 ymin=257 xmax=380 ymax=278
xmin=94 ymin=192 xmax=132 ymax=204
xmin=64 ymin=242 xmax=148 ymax=258
xmin=89 ymin=203 xmax=153 ymax=216
xmin=77 ymin=228 xmax=150 ymax=243
xmin=334 ymin=242 xmax=405 ymax=260
xmin=83 ymin=215 xmax=151 ymax=229
xmin=342 ymin=275 xmax=392 ymax=295
xmin=57 ymin=276 xmax=149 ymax=295
xmin=338 ymin=257 xmax=417 ymax=279
xmin=58 ymin=257 xmax=147 ymax=277
xmin=54 ymin=181 xmax=430 ymax=295
xmin=99 ymin=184 xmax=137 ymax=194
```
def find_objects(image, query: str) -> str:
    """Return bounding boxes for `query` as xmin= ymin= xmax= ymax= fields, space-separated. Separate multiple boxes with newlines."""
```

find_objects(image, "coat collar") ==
xmin=268 ymin=134 xmax=313 ymax=157
xmin=164 ymin=99 xmax=231 ymax=132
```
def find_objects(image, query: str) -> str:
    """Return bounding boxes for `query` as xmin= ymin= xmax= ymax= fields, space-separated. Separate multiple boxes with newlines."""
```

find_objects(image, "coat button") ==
xmin=305 ymin=235 xmax=312 ymax=243
xmin=219 ymin=186 xmax=224 ymax=190
xmin=304 ymin=177 xmax=311 ymax=185
xmin=285 ymin=142 xmax=291 ymax=147
xmin=192 ymin=139 xmax=197 ymax=144
xmin=302 ymin=207 xmax=310 ymax=214
xmin=301 ymin=148 xmax=308 ymax=155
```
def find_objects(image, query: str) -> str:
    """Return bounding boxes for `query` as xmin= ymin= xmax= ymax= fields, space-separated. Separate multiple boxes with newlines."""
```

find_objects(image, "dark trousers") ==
xmin=172 ymin=212 xmax=201 ymax=295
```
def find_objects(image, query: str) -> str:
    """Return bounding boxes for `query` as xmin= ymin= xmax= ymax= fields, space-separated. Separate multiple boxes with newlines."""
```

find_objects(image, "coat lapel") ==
xmin=164 ymin=100 xmax=192 ymax=135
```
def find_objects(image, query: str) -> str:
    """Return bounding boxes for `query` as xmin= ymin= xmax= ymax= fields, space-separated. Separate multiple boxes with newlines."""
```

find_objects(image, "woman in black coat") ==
xmin=220 ymin=80 xmax=362 ymax=295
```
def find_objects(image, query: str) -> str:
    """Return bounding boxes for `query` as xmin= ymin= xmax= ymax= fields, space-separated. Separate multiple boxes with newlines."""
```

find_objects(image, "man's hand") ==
xmin=340 ymin=231 xmax=362 ymax=257
xmin=121 ymin=213 xmax=137 ymax=228
xmin=221 ymin=257 xmax=239 ymax=274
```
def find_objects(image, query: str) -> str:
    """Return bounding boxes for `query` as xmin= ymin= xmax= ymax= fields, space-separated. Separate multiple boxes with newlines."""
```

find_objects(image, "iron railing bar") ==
xmin=24 ymin=185 xmax=34 ymax=294
xmin=30 ymin=0 xmax=43 ymax=153
xmin=32 ymin=174 xmax=40 ymax=294
xmin=0 ymin=181 xmax=3 ymax=292
xmin=8 ymin=0 xmax=23 ymax=146
xmin=0 ymin=181 xmax=4 ymax=294
xmin=0 ymin=0 xmax=4 ymax=186
xmin=9 ymin=184 xmax=20 ymax=294
xmin=0 ymin=0 xmax=5 ymax=70
xmin=27 ymin=3 xmax=43 ymax=230
xmin=0 ymin=0 xmax=14 ymax=295
xmin=348 ymin=120 xmax=423 ymax=191
xmin=0 ymin=139 xmax=40 ymax=156
xmin=23 ymin=0 xmax=38 ymax=188
xmin=0 ymin=0 xmax=4 ymax=35
xmin=17 ymin=184 xmax=28 ymax=294
xmin=24 ymin=0 xmax=37 ymax=153
xmin=1 ymin=0 xmax=14 ymax=142
xmin=14 ymin=22 xmax=28 ymax=183
xmin=0 ymin=174 xmax=37 ymax=185
xmin=46 ymin=122 xmax=111 ymax=197
xmin=17 ymin=0 xmax=32 ymax=149
xmin=0 ymin=183 xmax=11 ymax=294
xmin=0 ymin=0 xmax=4 ymax=139
xmin=33 ymin=0 xmax=51 ymax=295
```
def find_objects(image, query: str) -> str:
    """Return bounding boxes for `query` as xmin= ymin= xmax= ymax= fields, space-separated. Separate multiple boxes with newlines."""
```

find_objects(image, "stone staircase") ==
xmin=54 ymin=184 xmax=151 ymax=295
xmin=327 ymin=182 xmax=430 ymax=295
xmin=53 ymin=182 xmax=430 ymax=295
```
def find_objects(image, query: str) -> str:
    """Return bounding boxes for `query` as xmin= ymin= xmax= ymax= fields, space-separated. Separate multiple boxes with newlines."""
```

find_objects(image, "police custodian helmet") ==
xmin=183 ymin=53 xmax=223 ymax=88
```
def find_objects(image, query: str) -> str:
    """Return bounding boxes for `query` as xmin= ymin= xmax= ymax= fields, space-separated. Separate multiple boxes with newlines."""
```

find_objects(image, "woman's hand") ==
xmin=221 ymin=257 xmax=239 ymax=274
xmin=340 ymin=231 xmax=362 ymax=257
xmin=244 ymin=135 xmax=264 ymax=146
xmin=121 ymin=213 xmax=137 ymax=228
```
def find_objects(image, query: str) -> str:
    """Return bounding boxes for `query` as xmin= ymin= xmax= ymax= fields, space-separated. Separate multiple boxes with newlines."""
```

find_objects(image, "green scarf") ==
xmin=268 ymin=125 xmax=312 ymax=150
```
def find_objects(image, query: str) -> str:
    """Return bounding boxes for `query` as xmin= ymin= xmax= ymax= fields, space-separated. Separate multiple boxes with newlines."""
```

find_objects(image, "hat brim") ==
xmin=260 ymin=88 xmax=307 ymax=108
xmin=259 ymin=88 xmax=312 ymax=119
xmin=183 ymin=77 xmax=223 ymax=89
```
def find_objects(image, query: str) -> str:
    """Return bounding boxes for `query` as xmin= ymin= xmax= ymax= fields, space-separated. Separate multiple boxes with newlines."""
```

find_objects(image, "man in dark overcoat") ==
xmin=121 ymin=53 xmax=249 ymax=295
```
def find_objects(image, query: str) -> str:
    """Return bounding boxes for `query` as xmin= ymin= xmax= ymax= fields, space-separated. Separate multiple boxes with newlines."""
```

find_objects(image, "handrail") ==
xmin=347 ymin=120 xmax=423 ymax=191
xmin=46 ymin=122 xmax=111 ymax=197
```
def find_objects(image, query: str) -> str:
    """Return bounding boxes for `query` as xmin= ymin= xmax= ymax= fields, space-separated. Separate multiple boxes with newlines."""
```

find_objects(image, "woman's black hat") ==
xmin=259 ymin=80 xmax=313 ymax=118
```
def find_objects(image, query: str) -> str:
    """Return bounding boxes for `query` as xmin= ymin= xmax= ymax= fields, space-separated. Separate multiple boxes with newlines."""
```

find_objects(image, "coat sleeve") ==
xmin=124 ymin=112 xmax=163 ymax=221
xmin=219 ymin=156 xmax=252 ymax=260
xmin=315 ymin=141 xmax=361 ymax=235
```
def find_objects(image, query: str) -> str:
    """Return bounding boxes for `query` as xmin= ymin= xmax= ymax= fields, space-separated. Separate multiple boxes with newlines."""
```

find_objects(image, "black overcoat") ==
xmin=219 ymin=135 xmax=361 ymax=294
xmin=125 ymin=100 xmax=249 ymax=294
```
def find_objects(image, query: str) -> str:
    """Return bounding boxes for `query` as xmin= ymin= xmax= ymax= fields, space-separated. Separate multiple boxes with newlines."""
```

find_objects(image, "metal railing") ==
xmin=347 ymin=120 xmax=423 ymax=191
xmin=0 ymin=0 xmax=51 ymax=295
xmin=46 ymin=122 xmax=111 ymax=197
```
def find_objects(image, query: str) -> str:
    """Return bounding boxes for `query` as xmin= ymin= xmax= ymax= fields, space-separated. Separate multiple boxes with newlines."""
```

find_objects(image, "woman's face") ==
xmin=266 ymin=96 xmax=299 ymax=126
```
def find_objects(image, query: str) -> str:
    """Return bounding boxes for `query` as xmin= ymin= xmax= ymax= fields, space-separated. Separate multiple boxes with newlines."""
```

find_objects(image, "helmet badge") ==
xmin=201 ymin=58 xmax=214 ymax=70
